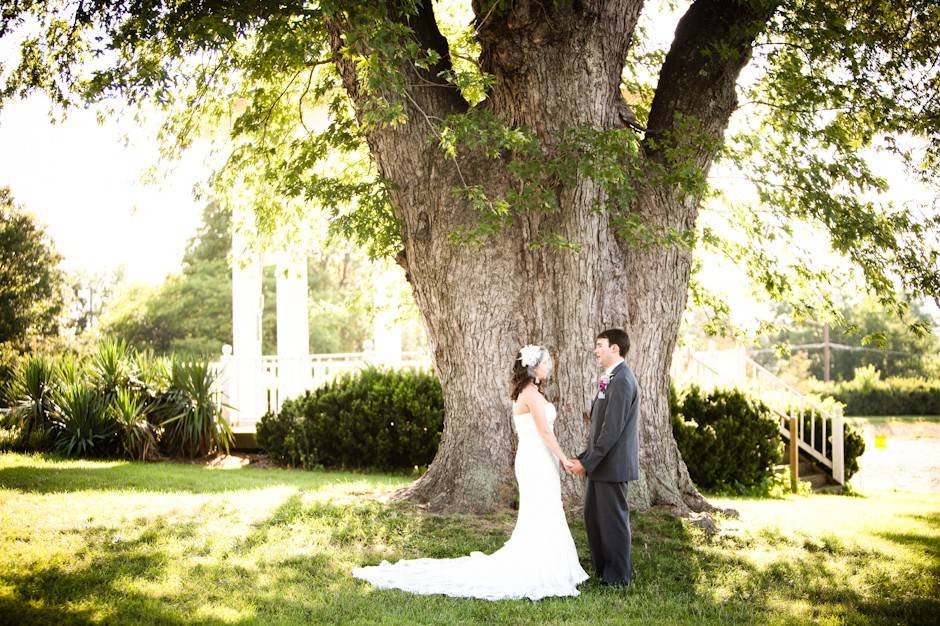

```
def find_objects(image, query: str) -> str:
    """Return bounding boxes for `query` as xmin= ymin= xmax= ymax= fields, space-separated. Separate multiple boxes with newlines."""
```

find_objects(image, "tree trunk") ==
xmin=326 ymin=0 xmax=777 ymax=514
xmin=627 ymin=186 xmax=715 ymax=514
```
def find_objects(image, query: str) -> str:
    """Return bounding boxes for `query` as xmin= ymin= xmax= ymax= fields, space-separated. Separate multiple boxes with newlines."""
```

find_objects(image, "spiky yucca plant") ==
xmin=160 ymin=358 xmax=232 ymax=458
xmin=55 ymin=353 xmax=85 ymax=387
xmin=51 ymin=383 xmax=116 ymax=457
xmin=131 ymin=349 xmax=168 ymax=393
xmin=110 ymin=387 xmax=156 ymax=461
xmin=90 ymin=338 xmax=132 ymax=402
xmin=4 ymin=355 xmax=56 ymax=448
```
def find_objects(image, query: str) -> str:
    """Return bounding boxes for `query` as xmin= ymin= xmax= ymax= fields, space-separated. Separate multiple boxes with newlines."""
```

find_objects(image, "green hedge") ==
xmin=806 ymin=376 xmax=940 ymax=416
xmin=800 ymin=378 xmax=940 ymax=416
xmin=671 ymin=386 xmax=784 ymax=493
xmin=256 ymin=367 xmax=444 ymax=470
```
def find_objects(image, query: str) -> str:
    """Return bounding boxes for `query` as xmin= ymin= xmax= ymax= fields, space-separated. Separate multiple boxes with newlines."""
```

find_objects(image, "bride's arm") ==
xmin=525 ymin=390 xmax=571 ymax=464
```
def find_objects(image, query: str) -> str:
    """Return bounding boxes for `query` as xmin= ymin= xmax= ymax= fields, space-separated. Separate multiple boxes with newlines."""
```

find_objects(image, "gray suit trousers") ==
xmin=583 ymin=479 xmax=632 ymax=585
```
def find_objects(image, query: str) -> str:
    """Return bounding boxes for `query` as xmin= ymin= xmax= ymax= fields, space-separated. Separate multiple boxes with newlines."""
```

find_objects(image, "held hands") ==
xmin=561 ymin=458 xmax=586 ymax=477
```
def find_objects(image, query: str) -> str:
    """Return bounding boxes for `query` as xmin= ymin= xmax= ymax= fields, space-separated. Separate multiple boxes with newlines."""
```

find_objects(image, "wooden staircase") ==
xmin=774 ymin=456 xmax=842 ymax=493
xmin=672 ymin=347 xmax=846 ymax=491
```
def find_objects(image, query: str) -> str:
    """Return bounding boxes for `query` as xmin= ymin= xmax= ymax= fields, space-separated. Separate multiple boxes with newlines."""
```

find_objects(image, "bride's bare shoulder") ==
xmin=520 ymin=386 xmax=546 ymax=406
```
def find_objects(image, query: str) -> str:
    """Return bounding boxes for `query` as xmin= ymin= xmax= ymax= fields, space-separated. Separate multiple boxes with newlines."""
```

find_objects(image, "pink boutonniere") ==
xmin=598 ymin=375 xmax=609 ymax=392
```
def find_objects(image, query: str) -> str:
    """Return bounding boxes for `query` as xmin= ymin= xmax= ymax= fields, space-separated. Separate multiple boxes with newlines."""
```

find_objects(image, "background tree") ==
xmin=754 ymin=298 xmax=940 ymax=381
xmin=4 ymin=1 xmax=938 ymax=515
xmin=0 ymin=187 xmax=64 ymax=347
xmin=103 ymin=201 xmax=241 ymax=355
xmin=62 ymin=269 xmax=122 ymax=337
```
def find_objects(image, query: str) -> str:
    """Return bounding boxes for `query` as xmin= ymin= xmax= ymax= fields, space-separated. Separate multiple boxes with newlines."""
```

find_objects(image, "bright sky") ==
xmin=0 ymin=95 xmax=212 ymax=284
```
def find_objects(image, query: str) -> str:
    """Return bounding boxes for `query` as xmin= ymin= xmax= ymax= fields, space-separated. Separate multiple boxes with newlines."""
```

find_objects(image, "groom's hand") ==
xmin=569 ymin=459 xmax=586 ymax=476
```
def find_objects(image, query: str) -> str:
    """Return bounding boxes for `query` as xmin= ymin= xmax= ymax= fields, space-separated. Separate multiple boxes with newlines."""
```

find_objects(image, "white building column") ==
xmin=276 ymin=250 xmax=310 ymax=404
xmin=231 ymin=207 xmax=264 ymax=427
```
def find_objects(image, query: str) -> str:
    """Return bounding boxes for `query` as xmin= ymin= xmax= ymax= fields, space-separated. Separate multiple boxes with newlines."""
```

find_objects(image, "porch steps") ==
xmin=232 ymin=430 xmax=259 ymax=450
xmin=774 ymin=456 xmax=842 ymax=493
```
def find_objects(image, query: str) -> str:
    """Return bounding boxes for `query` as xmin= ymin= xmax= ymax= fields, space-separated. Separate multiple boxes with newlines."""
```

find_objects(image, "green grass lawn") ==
xmin=1 ymin=453 xmax=937 ymax=625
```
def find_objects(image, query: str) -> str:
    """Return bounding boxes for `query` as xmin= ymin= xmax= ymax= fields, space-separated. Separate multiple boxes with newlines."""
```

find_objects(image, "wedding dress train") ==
xmin=352 ymin=403 xmax=588 ymax=601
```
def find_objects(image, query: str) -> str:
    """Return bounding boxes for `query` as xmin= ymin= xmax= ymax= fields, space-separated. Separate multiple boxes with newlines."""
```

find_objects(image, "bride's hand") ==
xmin=561 ymin=458 xmax=576 ymax=473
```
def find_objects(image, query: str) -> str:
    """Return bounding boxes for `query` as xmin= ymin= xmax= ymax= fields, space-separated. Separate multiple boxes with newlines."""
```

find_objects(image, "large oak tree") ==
xmin=3 ymin=0 xmax=937 ymax=514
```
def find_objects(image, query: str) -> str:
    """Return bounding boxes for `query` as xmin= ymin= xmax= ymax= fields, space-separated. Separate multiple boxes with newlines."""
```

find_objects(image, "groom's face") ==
xmin=594 ymin=338 xmax=618 ymax=368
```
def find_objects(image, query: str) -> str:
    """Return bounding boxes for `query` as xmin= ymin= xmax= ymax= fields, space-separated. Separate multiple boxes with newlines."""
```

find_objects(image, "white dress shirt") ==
xmin=603 ymin=358 xmax=625 ymax=379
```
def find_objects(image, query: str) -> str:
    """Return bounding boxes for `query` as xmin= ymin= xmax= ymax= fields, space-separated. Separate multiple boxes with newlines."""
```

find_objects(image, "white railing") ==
xmin=671 ymin=348 xmax=845 ymax=485
xmin=210 ymin=351 xmax=432 ymax=431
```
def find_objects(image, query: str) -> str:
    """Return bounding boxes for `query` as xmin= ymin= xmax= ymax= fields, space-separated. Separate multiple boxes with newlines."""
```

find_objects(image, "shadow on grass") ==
xmin=1 ymin=519 xmax=214 ymax=626
xmin=705 ymin=511 xmax=940 ymax=626
xmin=0 ymin=495 xmax=725 ymax=625
xmin=3 ymin=485 xmax=939 ymax=625
xmin=0 ymin=455 xmax=410 ymax=495
xmin=862 ymin=511 xmax=940 ymax=624
xmin=0 ymin=501 xmax=369 ymax=626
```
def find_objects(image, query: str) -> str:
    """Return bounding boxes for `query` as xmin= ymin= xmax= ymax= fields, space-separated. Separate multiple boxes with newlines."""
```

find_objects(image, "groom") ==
xmin=567 ymin=328 xmax=640 ymax=586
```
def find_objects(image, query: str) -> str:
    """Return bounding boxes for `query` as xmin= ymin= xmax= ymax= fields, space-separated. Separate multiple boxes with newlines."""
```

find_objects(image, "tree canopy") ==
xmin=756 ymin=297 xmax=940 ymax=381
xmin=2 ymin=1 xmax=936 ymax=321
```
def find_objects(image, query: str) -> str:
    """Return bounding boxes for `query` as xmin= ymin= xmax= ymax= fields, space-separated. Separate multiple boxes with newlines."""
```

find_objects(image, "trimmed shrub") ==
xmin=805 ymin=365 xmax=940 ymax=416
xmin=257 ymin=367 xmax=444 ymax=470
xmin=671 ymin=386 xmax=783 ymax=493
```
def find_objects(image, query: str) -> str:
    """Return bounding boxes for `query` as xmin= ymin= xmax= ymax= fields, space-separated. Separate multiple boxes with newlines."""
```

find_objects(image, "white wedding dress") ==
xmin=352 ymin=403 xmax=589 ymax=601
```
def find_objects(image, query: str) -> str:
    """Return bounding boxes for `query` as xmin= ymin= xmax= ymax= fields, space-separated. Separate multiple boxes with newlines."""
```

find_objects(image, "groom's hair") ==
xmin=597 ymin=328 xmax=630 ymax=356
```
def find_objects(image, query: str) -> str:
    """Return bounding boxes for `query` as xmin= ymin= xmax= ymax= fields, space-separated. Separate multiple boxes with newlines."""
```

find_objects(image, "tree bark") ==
xmin=326 ymin=0 xmax=777 ymax=514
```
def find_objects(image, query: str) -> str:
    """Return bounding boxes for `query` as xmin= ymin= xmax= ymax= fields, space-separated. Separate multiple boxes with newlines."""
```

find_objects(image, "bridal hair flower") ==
xmin=518 ymin=345 xmax=543 ymax=368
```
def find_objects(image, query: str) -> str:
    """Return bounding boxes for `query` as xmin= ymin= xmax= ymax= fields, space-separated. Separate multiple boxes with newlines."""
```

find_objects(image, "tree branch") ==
xmin=401 ymin=0 xmax=458 ymax=91
xmin=472 ymin=0 xmax=644 ymax=130
xmin=643 ymin=0 xmax=780 ymax=170
xmin=324 ymin=2 xmax=468 ymax=125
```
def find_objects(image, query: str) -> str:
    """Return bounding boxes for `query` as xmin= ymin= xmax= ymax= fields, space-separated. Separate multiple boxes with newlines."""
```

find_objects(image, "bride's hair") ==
xmin=510 ymin=346 xmax=549 ymax=400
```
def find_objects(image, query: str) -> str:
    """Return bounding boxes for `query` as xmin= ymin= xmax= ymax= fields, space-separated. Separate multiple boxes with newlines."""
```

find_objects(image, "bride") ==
xmin=352 ymin=344 xmax=589 ymax=601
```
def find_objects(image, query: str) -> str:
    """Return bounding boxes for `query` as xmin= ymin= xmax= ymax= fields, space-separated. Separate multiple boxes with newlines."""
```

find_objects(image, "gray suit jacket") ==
xmin=578 ymin=361 xmax=640 ymax=482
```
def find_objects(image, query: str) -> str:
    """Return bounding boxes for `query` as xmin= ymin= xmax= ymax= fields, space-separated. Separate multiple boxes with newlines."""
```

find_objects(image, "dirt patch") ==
xmin=158 ymin=452 xmax=282 ymax=469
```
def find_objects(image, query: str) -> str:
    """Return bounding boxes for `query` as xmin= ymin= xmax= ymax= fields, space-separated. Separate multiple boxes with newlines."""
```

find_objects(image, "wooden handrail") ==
xmin=676 ymin=350 xmax=845 ymax=485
